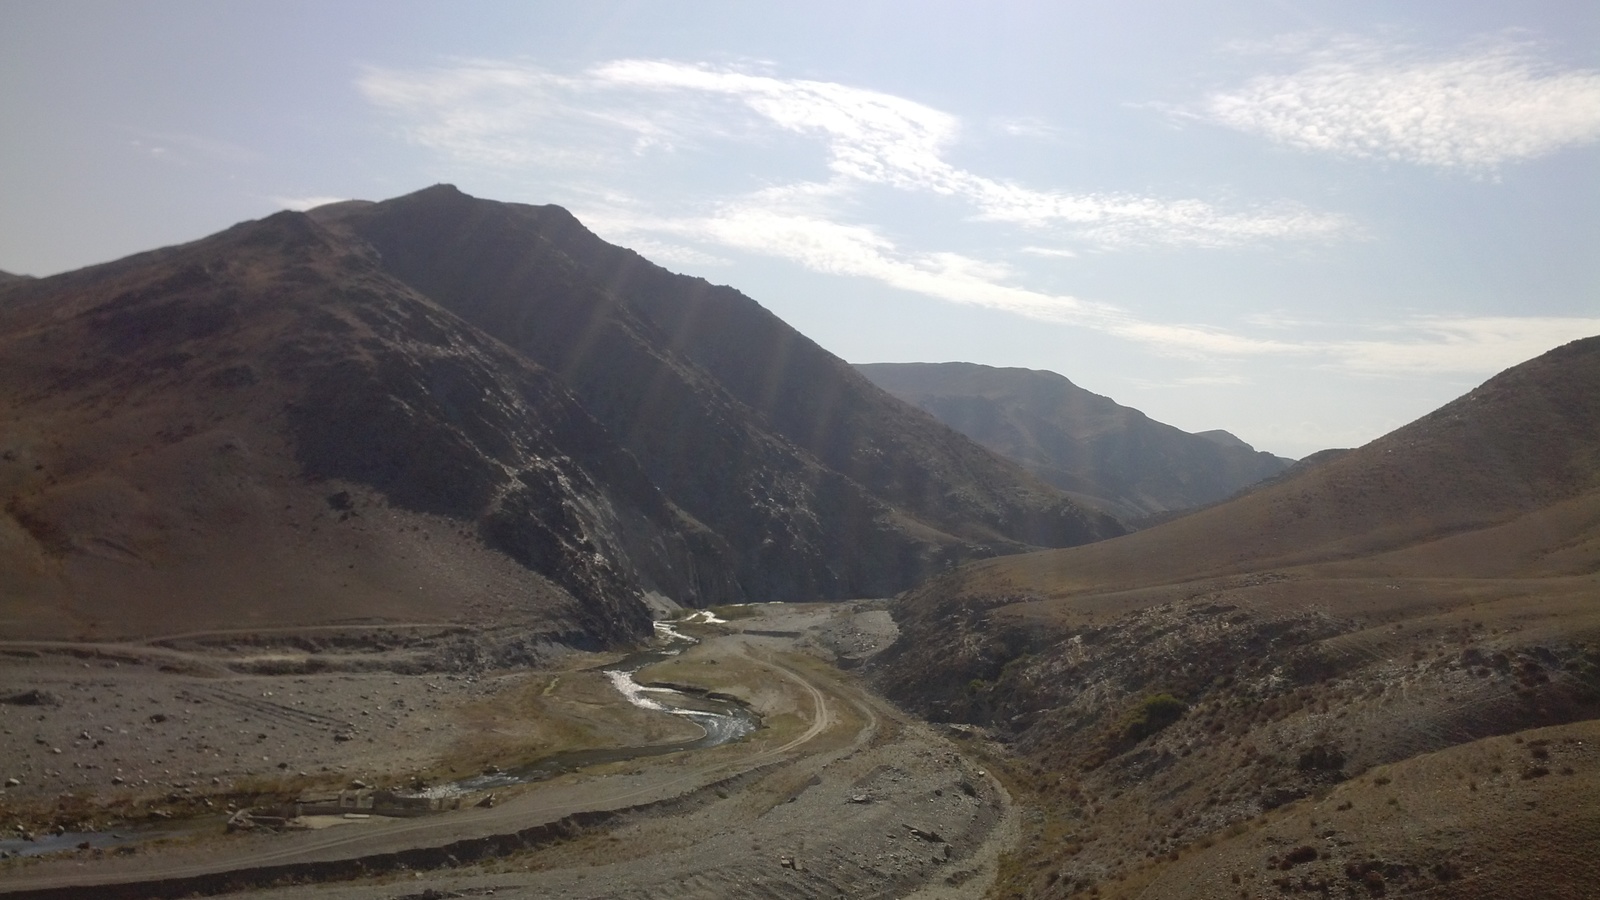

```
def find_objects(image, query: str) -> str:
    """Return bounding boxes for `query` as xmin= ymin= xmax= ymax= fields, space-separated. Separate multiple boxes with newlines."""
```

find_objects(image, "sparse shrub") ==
xmin=1297 ymin=743 xmax=1346 ymax=772
xmin=1282 ymin=845 xmax=1318 ymax=867
xmin=1126 ymin=693 xmax=1186 ymax=732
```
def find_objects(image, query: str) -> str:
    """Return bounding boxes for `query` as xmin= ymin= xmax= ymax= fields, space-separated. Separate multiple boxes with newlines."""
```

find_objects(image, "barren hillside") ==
xmin=0 ymin=211 xmax=717 ymax=645
xmin=314 ymin=186 xmax=1121 ymax=602
xmin=874 ymin=336 xmax=1600 ymax=898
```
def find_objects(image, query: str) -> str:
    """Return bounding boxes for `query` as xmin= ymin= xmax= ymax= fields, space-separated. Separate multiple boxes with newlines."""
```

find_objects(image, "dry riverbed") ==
xmin=0 ymin=602 xmax=1015 ymax=899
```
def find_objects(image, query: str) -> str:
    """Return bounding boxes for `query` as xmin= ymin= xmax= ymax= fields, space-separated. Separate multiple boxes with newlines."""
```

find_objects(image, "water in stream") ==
xmin=0 ymin=619 xmax=755 ymax=857
xmin=411 ymin=619 xmax=758 ymax=797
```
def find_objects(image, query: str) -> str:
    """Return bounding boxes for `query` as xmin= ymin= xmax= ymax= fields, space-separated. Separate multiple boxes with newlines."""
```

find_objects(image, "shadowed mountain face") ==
xmin=873 ymin=337 xmax=1600 ymax=897
xmin=0 ymin=211 xmax=721 ymax=645
xmin=0 ymin=186 xmax=1118 ymax=644
xmin=314 ymin=186 xmax=1120 ymax=603
xmin=855 ymin=362 xmax=1293 ymax=520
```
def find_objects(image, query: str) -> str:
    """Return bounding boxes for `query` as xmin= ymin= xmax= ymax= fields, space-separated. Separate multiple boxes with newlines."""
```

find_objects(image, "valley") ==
xmin=1 ymin=191 xmax=1597 ymax=898
xmin=0 ymin=603 xmax=1017 ymax=899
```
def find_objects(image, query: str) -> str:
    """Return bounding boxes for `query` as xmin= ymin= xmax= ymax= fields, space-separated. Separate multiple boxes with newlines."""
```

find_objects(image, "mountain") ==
xmin=312 ymin=187 xmax=1120 ymax=602
xmin=854 ymin=362 xmax=1292 ymax=520
xmin=0 ymin=187 xmax=1118 ymax=646
xmin=0 ymin=270 xmax=32 ymax=284
xmin=873 ymin=337 xmax=1600 ymax=898
xmin=0 ymin=212 xmax=724 ymax=647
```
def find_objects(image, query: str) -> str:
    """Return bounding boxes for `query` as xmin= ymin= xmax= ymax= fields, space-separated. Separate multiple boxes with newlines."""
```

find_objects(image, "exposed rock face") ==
xmin=855 ymin=362 xmax=1293 ymax=520
xmin=315 ymin=186 xmax=1120 ymax=604
xmin=0 ymin=186 xmax=1121 ymax=646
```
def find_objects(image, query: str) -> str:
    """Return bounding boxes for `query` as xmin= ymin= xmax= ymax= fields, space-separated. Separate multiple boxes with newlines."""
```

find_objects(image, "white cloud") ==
xmin=588 ymin=195 xmax=1598 ymax=374
xmin=991 ymin=116 xmax=1063 ymax=139
xmin=593 ymin=204 xmax=1287 ymax=349
xmin=593 ymin=59 xmax=1354 ymax=249
xmin=1202 ymin=36 xmax=1600 ymax=169
xmin=273 ymin=195 xmax=348 ymax=212
xmin=359 ymin=55 xmax=1595 ymax=383
xmin=1021 ymin=246 xmax=1079 ymax=259
xmin=1324 ymin=316 xmax=1600 ymax=374
xmin=616 ymin=238 xmax=731 ymax=267
xmin=361 ymin=58 xmax=1355 ymax=250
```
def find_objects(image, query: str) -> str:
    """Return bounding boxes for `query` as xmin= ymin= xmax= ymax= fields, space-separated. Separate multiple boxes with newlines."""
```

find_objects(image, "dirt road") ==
xmin=0 ymin=603 xmax=1014 ymax=899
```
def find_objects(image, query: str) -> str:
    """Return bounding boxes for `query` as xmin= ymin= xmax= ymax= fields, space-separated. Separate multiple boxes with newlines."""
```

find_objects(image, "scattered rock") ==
xmin=1 ymin=690 xmax=60 ymax=706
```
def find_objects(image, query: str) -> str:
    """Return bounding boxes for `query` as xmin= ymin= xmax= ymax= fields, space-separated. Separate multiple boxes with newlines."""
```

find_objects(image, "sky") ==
xmin=3 ymin=1 xmax=1597 ymax=458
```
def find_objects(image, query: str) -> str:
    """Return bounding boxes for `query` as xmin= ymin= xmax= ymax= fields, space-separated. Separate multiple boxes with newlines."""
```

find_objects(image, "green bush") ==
xmin=1119 ymin=693 xmax=1186 ymax=743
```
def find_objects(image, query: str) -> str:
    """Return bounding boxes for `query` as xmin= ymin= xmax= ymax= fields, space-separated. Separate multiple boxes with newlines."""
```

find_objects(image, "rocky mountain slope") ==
xmin=873 ymin=337 xmax=1600 ymax=898
xmin=0 ymin=212 xmax=723 ymax=647
xmin=855 ymin=362 xmax=1292 ymax=520
xmin=0 ymin=187 xmax=1117 ymax=646
xmin=312 ymin=187 xmax=1120 ymax=603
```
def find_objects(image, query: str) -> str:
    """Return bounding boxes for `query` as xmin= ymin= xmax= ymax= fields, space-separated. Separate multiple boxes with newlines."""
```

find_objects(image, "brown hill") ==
xmin=0 ymin=211 xmax=725 ymax=646
xmin=855 ymin=362 xmax=1292 ymax=520
xmin=1 ymin=187 xmax=1118 ymax=645
xmin=874 ymin=336 xmax=1600 ymax=898
xmin=313 ymin=186 xmax=1120 ymax=602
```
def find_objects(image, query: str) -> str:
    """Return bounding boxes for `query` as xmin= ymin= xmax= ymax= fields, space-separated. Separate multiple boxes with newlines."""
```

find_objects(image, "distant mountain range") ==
xmin=874 ymin=335 xmax=1600 ymax=894
xmin=0 ymin=186 xmax=1121 ymax=647
xmin=855 ymin=362 xmax=1294 ymax=520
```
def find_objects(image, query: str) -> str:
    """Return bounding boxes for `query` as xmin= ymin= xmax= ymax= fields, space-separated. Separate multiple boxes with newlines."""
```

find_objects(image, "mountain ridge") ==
xmin=1 ymin=186 xmax=1122 ymax=646
xmin=871 ymin=335 xmax=1600 ymax=898
xmin=855 ymin=361 xmax=1293 ymax=520
xmin=314 ymin=186 xmax=1122 ymax=602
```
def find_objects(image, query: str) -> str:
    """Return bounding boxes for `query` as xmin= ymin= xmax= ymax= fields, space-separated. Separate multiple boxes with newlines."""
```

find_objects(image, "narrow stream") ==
xmin=410 ymin=617 xmax=758 ymax=797
xmin=0 ymin=618 xmax=756 ymax=858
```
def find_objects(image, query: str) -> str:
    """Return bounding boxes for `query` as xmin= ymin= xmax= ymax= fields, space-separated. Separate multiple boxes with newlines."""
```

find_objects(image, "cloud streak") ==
xmin=591 ymin=59 xmax=1353 ymax=248
xmin=588 ymin=201 xmax=1600 ymax=376
xmin=360 ymin=58 xmax=1355 ymax=250
xmin=1201 ymin=36 xmax=1600 ymax=169
xmin=361 ymin=54 xmax=1597 ymax=383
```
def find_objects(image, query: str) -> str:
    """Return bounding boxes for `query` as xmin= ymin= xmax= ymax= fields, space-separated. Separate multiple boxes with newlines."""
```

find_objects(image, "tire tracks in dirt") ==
xmin=0 ymin=641 xmax=865 ymax=898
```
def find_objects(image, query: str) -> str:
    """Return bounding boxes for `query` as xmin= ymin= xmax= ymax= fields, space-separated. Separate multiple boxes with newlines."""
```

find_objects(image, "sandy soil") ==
xmin=0 ymin=602 xmax=1017 ymax=899
xmin=0 ymin=633 xmax=693 ymax=834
